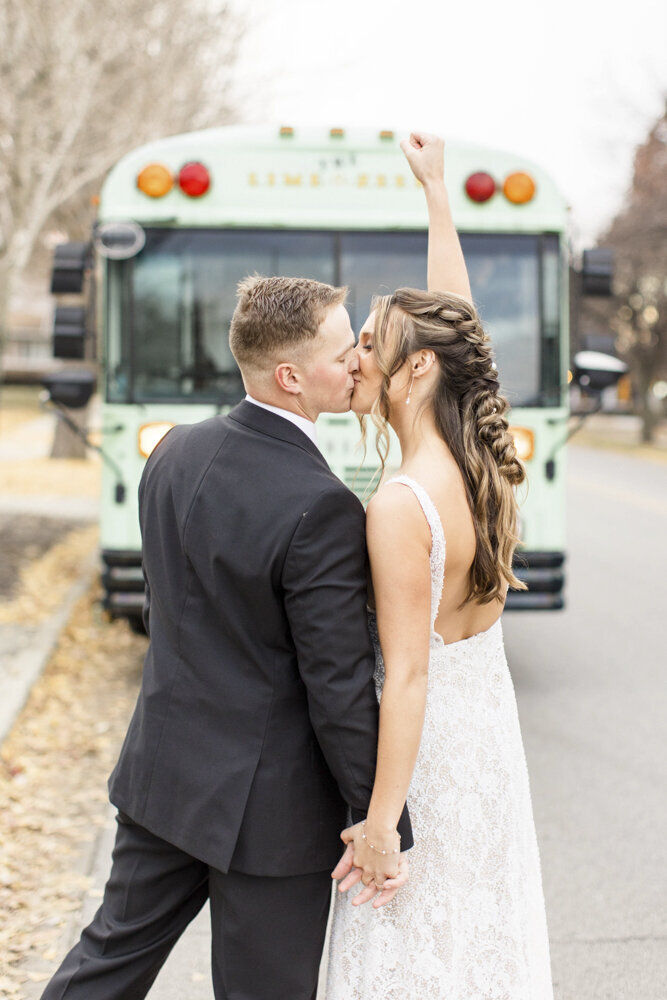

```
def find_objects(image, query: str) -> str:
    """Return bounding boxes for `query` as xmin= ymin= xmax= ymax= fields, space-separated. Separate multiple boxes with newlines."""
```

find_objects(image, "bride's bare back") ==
xmin=386 ymin=446 xmax=506 ymax=644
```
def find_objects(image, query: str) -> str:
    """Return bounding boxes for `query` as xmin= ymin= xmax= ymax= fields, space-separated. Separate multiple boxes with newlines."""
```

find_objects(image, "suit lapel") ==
xmin=228 ymin=400 xmax=331 ymax=471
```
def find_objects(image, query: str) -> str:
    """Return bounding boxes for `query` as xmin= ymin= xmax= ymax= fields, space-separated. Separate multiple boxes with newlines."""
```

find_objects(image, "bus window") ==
xmin=341 ymin=231 xmax=558 ymax=409
xmin=540 ymin=235 xmax=561 ymax=406
xmin=462 ymin=234 xmax=542 ymax=409
xmin=107 ymin=229 xmax=336 ymax=404
xmin=106 ymin=228 xmax=559 ymax=409
xmin=339 ymin=232 xmax=428 ymax=331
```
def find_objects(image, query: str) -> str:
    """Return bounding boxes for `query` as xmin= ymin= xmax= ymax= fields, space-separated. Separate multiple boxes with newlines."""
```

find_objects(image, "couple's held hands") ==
xmin=331 ymin=821 xmax=409 ymax=909
xmin=400 ymin=131 xmax=445 ymax=189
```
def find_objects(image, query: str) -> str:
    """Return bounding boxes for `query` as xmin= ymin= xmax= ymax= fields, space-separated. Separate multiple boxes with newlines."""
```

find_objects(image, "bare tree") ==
xmin=0 ymin=0 xmax=243 ymax=340
xmin=591 ymin=100 xmax=667 ymax=442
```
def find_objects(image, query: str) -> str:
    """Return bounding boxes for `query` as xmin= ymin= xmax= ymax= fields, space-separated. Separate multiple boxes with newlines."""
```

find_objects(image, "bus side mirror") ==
xmin=53 ymin=306 xmax=89 ymax=359
xmin=581 ymin=248 xmax=613 ymax=296
xmin=42 ymin=370 xmax=96 ymax=409
xmin=572 ymin=351 xmax=628 ymax=392
xmin=50 ymin=242 xmax=91 ymax=294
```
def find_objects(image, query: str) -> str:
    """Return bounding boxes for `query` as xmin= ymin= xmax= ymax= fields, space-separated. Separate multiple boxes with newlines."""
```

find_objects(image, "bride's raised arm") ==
xmin=401 ymin=132 xmax=473 ymax=304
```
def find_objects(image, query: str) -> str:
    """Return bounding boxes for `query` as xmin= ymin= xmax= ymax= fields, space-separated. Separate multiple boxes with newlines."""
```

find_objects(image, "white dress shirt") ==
xmin=245 ymin=394 xmax=319 ymax=450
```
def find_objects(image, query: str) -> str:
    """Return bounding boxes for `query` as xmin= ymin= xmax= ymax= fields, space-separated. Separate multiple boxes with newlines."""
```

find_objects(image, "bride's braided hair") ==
xmin=364 ymin=287 xmax=526 ymax=605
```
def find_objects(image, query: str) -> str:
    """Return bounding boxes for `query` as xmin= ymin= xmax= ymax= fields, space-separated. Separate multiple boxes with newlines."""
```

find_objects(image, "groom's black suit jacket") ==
xmin=109 ymin=400 xmax=412 ymax=876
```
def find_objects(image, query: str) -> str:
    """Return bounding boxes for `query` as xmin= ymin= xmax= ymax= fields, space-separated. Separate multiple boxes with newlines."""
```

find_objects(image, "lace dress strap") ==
xmin=384 ymin=475 xmax=446 ymax=630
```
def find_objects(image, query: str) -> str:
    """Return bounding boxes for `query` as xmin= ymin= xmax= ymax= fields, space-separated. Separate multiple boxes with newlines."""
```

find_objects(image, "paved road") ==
xmin=46 ymin=444 xmax=667 ymax=1000
xmin=504 ymin=445 xmax=667 ymax=999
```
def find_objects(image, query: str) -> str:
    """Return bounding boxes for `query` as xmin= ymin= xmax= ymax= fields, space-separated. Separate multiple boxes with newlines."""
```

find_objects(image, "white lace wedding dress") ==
xmin=323 ymin=476 xmax=553 ymax=1000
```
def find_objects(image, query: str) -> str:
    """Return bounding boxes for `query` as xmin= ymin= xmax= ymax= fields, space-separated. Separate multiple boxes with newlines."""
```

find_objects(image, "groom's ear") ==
xmin=274 ymin=362 xmax=302 ymax=395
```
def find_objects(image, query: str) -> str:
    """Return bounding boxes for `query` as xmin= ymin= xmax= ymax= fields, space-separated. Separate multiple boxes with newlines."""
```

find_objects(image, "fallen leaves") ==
xmin=0 ymin=525 xmax=99 ymax=625
xmin=0 ymin=584 xmax=146 ymax=996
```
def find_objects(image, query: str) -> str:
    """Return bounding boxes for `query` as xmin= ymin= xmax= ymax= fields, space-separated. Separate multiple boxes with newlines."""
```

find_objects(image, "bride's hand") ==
xmin=335 ymin=821 xmax=408 ymax=907
xmin=400 ymin=131 xmax=445 ymax=187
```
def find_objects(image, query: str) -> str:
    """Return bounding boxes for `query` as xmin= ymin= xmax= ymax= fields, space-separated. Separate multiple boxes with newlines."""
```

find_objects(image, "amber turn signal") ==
xmin=503 ymin=172 xmax=536 ymax=205
xmin=137 ymin=163 xmax=173 ymax=198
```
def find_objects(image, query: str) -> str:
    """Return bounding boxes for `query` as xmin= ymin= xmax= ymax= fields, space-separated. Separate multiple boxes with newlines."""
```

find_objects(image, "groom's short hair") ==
xmin=229 ymin=275 xmax=347 ymax=374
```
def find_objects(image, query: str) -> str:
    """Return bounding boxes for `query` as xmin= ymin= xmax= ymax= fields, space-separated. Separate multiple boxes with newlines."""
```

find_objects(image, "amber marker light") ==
xmin=178 ymin=162 xmax=211 ymax=197
xmin=503 ymin=171 xmax=536 ymax=205
xmin=465 ymin=172 xmax=496 ymax=203
xmin=137 ymin=163 xmax=173 ymax=198
xmin=138 ymin=422 xmax=174 ymax=458
xmin=509 ymin=426 xmax=535 ymax=461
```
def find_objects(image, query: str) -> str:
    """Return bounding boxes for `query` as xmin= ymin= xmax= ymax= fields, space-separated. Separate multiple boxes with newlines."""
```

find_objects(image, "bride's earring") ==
xmin=406 ymin=372 xmax=415 ymax=406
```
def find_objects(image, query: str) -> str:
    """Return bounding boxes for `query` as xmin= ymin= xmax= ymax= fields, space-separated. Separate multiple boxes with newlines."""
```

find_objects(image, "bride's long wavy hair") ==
xmin=361 ymin=287 xmax=527 ymax=605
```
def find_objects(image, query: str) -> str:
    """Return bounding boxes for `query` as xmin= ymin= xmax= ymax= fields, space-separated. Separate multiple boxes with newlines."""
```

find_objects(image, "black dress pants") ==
xmin=41 ymin=813 xmax=333 ymax=1000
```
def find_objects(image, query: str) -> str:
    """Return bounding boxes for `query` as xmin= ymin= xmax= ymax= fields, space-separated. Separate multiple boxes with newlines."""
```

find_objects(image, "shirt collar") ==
xmin=244 ymin=395 xmax=318 ymax=449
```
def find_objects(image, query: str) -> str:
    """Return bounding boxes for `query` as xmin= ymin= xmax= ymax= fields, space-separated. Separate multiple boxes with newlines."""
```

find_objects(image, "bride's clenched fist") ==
xmin=400 ymin=131 xmax=445 ymax=187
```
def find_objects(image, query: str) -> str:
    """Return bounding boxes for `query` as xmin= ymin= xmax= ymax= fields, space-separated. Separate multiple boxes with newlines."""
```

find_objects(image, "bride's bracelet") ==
xmin=361 ymin=820 xmax=401 ymax=856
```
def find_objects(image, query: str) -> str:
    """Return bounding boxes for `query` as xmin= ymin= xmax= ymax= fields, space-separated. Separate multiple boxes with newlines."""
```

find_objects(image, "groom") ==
xmin=41 ymin=275 xmax=412 ymax=1000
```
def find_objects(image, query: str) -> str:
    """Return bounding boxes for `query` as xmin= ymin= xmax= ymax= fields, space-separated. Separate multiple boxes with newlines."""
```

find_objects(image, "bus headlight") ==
xmin=509 ymin=426 xmax=534 ymax=461
xmin=138 ymin=422 xmax=174 ymax=458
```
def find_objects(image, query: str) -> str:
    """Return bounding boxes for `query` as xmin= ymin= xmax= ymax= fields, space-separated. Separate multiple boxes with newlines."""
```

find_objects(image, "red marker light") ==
xmin=178 ymin=162 xmax=211 ymax=197
xmin=465 ymin=172 xmax=496 ymax=203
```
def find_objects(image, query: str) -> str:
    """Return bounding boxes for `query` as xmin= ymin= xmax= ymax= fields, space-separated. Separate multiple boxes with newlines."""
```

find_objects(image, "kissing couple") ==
xmin=41 ymin=134 xmax=553 ymax=999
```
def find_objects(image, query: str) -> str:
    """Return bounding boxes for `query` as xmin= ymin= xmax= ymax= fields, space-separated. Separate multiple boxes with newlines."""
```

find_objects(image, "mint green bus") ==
xmin=51 ymin=125 xmax=575 ymax=623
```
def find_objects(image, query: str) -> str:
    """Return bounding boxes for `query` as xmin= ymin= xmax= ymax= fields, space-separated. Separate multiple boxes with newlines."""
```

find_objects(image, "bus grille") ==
xmin=343 ymin=466 xmax=380 ymax=503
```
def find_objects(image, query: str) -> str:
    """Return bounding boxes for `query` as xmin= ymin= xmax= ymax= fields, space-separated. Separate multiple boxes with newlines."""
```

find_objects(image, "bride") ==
xmin=323 ymin=133 xmax=553 ymax=999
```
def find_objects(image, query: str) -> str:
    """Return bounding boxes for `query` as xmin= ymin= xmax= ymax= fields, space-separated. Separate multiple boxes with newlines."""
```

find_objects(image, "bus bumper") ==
xmin=101 ymin=548 xmax=567 ymax=621
xmin=505 ymin=551 xmax=565 ymax=610
xmin=101 ymin=550 xmax=145 ymax=623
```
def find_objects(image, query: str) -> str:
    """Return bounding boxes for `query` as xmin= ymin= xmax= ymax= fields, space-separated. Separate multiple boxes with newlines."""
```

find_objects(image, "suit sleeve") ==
xmin=282 ymin=486 xmax=413 ymax=846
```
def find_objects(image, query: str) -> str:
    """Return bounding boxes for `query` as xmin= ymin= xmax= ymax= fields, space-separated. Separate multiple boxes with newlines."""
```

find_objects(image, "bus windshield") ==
xmin=106 ymin=229 xmax=560 ymax=407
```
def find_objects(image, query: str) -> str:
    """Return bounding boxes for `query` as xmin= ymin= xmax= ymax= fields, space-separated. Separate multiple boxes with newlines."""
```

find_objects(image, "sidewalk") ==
xmin=569 ymin=411 xmax=667 ymax=460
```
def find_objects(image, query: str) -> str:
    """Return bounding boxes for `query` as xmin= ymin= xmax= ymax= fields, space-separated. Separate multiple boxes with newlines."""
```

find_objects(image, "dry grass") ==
xmin=0 ymin=386 xmax=101 ymax=497
xmin=0 ymin=408 xmax=42 ymax=438
xmin=0 ymin=387 xmax=42 ymax=436
xmin=0 ymin=459 xmax=101 ymax=498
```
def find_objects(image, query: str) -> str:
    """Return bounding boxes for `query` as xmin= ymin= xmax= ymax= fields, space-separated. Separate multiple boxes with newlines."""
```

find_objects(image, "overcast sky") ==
xmin=233 ymin=0 xmax=667 ymax=247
